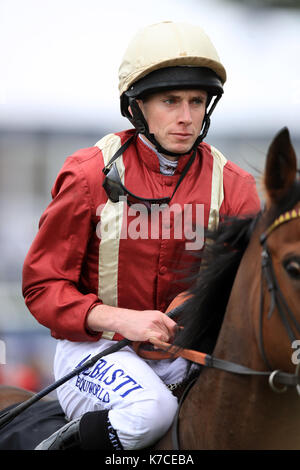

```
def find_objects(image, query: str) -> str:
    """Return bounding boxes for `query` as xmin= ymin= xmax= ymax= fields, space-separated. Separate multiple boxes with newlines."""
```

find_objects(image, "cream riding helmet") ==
xmin=119 ymin=21 xmax=227 ymax=157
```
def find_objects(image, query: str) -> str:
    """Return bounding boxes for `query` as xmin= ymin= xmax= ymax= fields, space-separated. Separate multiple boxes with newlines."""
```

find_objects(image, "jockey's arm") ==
xmin=86 ymin=304 xmax=177 ymax=343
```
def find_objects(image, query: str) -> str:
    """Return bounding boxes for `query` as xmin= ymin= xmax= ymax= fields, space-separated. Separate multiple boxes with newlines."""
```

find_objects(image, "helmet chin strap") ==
xmin=128 ymin=95 xmax=220 ymax=157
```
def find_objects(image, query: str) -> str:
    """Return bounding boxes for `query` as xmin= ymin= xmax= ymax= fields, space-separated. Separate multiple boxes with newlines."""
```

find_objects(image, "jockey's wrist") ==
xmin=85 ymin=304 xmax=121 ymax=335
xmin=85 ymin=302 xmax=103 ymax=336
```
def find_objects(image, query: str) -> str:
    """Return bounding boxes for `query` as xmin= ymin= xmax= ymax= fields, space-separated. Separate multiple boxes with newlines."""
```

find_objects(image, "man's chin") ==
xmin=169 ymin=136 xmax=198 ymax=154
xmin=155 ymin=136 xmax=196 ymax=155
xmin=167 ymin=143 xmax=193 ymax=155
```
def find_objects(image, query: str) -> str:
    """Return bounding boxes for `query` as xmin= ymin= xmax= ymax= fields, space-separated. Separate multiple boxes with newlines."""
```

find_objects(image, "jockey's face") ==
xmin=137 ymin=89 xmax=207 ymax=159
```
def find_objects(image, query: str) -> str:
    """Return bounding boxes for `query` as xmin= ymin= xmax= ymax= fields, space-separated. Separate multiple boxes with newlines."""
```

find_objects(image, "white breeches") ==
xmin=54 ymin=339 xmax=191 ymax=450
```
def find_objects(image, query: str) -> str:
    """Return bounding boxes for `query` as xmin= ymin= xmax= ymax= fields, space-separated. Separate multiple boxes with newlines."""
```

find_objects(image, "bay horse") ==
xmin=156 ymin=126 xmax=300 ymax=450
xmin=0 ymin=128 xmax=299 ymax=450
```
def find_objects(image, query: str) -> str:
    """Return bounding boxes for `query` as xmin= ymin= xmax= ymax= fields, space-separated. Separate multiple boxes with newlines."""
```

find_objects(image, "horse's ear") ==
xmin=264 ymin=127 xmax=297 ymax=206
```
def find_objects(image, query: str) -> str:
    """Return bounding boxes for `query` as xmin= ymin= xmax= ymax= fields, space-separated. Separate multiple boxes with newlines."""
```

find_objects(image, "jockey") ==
xmin=23 ymin=21 xmax=260 ymax=450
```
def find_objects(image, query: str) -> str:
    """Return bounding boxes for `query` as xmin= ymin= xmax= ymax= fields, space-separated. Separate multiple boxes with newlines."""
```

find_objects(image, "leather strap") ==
xmin=147 ymin=337 xmax=300 ymax=387
xmin=171 ymin=376 xmax=198 ymax=451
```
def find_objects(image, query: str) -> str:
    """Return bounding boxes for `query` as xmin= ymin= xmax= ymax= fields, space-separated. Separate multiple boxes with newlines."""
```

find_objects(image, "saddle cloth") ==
xmin=0 ymin=399 xmax=67 ymax=450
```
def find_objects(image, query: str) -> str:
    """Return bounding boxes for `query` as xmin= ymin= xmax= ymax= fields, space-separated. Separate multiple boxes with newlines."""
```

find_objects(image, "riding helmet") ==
xmin=118 ymin=21 xmax=227 ymax=156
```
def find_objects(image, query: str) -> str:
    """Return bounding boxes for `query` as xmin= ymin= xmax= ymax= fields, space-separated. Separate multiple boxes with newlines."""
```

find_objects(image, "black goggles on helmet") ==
xmin=102 ymin=135 xmax=197 ymax=211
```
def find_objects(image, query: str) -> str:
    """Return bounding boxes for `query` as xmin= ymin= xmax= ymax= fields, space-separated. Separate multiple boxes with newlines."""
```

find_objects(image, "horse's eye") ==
xmin=284 ymin=259 xmax=300 ymax=280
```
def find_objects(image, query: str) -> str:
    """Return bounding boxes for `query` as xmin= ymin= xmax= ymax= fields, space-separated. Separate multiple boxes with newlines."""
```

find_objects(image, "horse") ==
xmin=0 ymin=127 xmax=299 ymax=450
xmin=0 ymin=385 xmax=36 ymax=410
xmin=155 ymin=126 xmax=300 ymax=450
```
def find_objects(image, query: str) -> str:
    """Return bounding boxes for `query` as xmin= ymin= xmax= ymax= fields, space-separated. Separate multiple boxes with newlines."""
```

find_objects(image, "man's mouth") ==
xmin=171 ymin=133 xmax=193 ymax=140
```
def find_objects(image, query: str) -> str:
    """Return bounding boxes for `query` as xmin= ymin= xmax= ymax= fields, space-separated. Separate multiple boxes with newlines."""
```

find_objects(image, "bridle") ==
xmin=259 ymin=207 xmax=300 ymax=374
xmin=149 ymin=206 xmax=300 ymax=449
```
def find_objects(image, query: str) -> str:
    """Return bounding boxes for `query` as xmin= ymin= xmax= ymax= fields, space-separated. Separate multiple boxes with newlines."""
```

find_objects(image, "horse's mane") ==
xmin=174 ymin=180 xmax=300 ymax=354
xmin=173 ymin=215 xmax=257 ymax=353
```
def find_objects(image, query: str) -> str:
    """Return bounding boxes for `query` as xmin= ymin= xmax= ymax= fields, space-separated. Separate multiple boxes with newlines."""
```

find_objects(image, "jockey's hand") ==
xmin=86 ymin=304 xmax=177 ymax=343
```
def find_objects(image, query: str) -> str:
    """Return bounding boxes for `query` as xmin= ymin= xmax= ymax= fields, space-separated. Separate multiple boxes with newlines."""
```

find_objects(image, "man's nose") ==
xmin=178 ymin=102 xmax=192 ymax=125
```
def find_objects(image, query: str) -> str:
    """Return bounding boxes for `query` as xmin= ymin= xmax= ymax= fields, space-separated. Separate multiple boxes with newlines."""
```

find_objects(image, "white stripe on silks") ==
xmin=208 ymin=145 xmax=227 ymax=231
xmin=94 ymin=134 xmax=125 ymax=340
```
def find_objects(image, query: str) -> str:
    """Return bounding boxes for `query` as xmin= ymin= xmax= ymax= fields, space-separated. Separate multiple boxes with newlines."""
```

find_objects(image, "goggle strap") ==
xmin=103 ymin=131 xmax=197 ymax=205
xmin=169 ymin=147 xmax=197 ymax=203
xmin=103 ymin=134 xmax=136 ymax=173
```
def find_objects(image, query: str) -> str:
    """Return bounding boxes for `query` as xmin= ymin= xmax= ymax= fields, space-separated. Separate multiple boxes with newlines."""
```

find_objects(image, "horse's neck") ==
xmin=178 ymin=238 xmax=300 ymax=450
xmin=212 ymin=233 xmax=262 ymax=367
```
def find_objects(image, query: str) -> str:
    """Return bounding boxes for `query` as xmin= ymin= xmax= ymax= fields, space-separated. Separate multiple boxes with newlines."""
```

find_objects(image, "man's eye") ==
xmin=193 ymin=98 xmax=204 ymax=105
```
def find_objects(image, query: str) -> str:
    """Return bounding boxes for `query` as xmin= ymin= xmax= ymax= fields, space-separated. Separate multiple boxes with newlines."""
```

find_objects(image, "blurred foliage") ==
xmin=225 ymin=0 xmax=300 ymax=8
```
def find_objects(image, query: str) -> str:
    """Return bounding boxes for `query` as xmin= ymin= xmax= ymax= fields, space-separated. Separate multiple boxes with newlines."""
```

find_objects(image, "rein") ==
xmin=148 ymin=337 xmax=300 ymax=389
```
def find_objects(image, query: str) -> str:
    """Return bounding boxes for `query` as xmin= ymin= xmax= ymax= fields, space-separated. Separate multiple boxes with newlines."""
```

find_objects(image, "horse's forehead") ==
xmin=267 ymin=203 xmax=300 ymax=249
